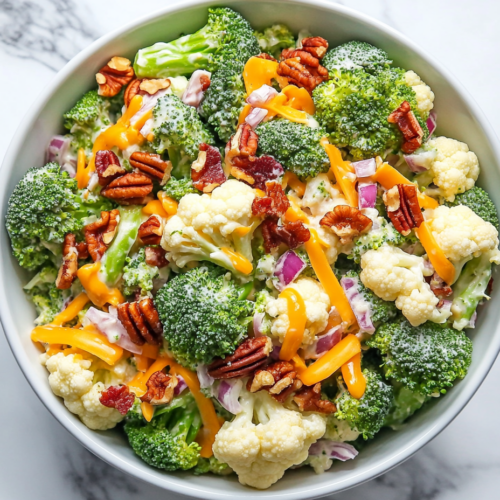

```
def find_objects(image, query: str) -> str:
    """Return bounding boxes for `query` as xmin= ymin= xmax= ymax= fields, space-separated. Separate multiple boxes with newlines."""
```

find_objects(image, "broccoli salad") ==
xmin=6 ymin=7 xmax=499 ymax=490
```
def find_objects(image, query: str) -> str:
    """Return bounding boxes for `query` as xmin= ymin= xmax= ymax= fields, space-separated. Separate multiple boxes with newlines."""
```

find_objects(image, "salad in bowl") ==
xmin=5 ymin=6 xmax=498 ymax=490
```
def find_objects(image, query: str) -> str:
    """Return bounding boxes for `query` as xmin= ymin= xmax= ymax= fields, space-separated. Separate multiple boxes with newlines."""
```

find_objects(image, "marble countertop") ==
xmin=1 ymin=1 xmax=500 ymax=499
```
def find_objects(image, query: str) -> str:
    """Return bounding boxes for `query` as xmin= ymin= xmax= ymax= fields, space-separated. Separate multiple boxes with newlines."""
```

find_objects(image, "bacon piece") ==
xmin=191 ymin=143 xmax=226 ymax=193
xmin=261 ymin=219 xmax=310 ymax=253
xmin=430 ymin=271 xmax=453 ymax=299
xmin=252 ymin=181 xmax=290 ymax=218
xmin=388 ymin=101 xmax=424 ymax=154
xmin=231 ymin=155 xmax=284 ymax=191
xmin=99 ymin=385 xmax=135 ymax=415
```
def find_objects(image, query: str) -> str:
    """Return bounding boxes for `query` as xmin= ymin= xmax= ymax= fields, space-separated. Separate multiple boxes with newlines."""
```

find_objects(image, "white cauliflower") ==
xmin=213 ymin=390 xmax=326 ymax=489
xmin=161 ymin=180 xmax=260 ymax=275
xmin=425 ymin=205 xmax=500 ymax=265
xmin=405 ymin=70 xmax=435 ymax=117
xmin=302 ymin=174 xmax=347 ymax=217
xmin=324 ymin=416 xmax=360 ymax=442
xmin=424 ymin=137 xmax=479 ymax=202
xmin=266 ymin=277 xmax=330 ymax=347
xmin=42 ymin=353 xmax=134 ymax=431
xmin=360 ymin=246 xmax=450 ymax=326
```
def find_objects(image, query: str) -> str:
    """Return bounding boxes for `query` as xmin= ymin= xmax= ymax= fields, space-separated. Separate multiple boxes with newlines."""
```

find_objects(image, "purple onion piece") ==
xmin=358 ymin=183 xmax=377 ymax=209
xmin=182 ymin=69 xmax=212 ymax=108
xmin=174 ymin=375 xmax=188 ymax=396
xmin=46 ymin=135 xmax=72 ymax=165
xmin=404 ymin=149 xmax=436 ymax=173
xmin=309 ymin=440 xmax=359 ymax=461
xmin=274 ymin=251 xmax=307 ymax=291
xmin=196 ymin=364 xmax=215 ymax=389
xmin=253 ymin=312 xmax=265 ymax=337
xmin=217 ymin=379 xmax=243 ymax=414
xmin=426 ymin=111 xmax=437 ymax=138
xmin=304 ymin=326 xmax=342 ymax=359
xmin=439 ymin=299 xmax=452 ymax=314
xmin=468 ymin=311 xmax=477 ymax=328
xmin=245 ymin=107 xmax=268 ymax=129
xmin=270 ymin=345 xmax=281 ymax=360
xmin=341 ymin=277 xmax=375 ymax=334
xmin=246 ymin=84 xmax=278 ymax=106
xmin=352 ymin=158 xmax=376 ymax=178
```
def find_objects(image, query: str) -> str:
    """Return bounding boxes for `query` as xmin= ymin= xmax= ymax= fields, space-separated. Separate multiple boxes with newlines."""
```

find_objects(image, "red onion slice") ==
xmin=217 ymin=379 xmax=243 ymax=414
xmin=358 ymin=183 xmax=377 ymax=209
xmin=182 ymin=69 xmax=212 ymax=108
xmin=426 ymin=111 xmax=437 ymax=138
xmin=352 ymin=158 xmax=376 ymax=178
xmin=245 ymin=107 xmax=268 ymax=129
xmin=270 ymin=344 xmax=281 ymax=360
xmin=404 ymin=149 xmax=437 ymax=173
xmin=274 ymin=251 xmax=307 ymax=291
xmin=196 ymin=364 xmax=215 ymax=389
xmin=340 ymin=277 xmax=375 ymax=334
xmin=46 ymin=135 xmax=71 ymax=163
xmin=246 ymin=84 xmax=278 ymax=106
xmin=309 ymin=440 xmax=359 ymax=461
xmin=253 ymin=312 xmax=265 ymax=337
xmin=304 ymin=326 xmax=342 ymax=360
xmin=174 ymin=375 xmax=188 ymax=396
xmin=468 ymin=311 xmax=477 ymax=329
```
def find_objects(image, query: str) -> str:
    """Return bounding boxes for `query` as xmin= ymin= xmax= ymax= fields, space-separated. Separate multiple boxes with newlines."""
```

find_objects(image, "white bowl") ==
xmin=1 ymin=0 xmax=500 ymax=498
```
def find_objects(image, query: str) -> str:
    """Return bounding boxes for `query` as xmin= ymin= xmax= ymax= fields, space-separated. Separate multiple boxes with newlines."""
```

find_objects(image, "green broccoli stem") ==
xmin=100 ymin=206 xmax=143 ymax=286
xmin=451 ymin=252 xmax=492 ymax=330
xmin=238 ymin=280 xmax=254 ymax=300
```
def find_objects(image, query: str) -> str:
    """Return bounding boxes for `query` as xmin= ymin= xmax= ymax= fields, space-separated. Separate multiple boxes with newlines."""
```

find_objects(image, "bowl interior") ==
xmin=1 ymin=1 xmax=500 ymax=499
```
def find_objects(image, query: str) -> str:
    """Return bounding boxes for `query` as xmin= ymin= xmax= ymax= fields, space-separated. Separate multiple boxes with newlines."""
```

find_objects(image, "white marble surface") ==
xmin=1 ymin=1 xmax=500 ymax=499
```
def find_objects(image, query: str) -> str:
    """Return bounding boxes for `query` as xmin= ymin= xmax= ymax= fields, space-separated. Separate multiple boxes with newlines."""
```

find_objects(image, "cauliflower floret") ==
xmin=255 ymin=254 xmax=276 ymax=281
xmin=425 ymin=205 xmax=500 ymax=264
xmin=324 ymin=416 xmax=360 ymax=442
xmin=426 ymin=137 xmax=479 ymax=202
xmin=213 ymin=390 xmax=326 ymax=489
xmin=405 ymin=70 xmax=434 ymax=117
xmin=266 ymin=277 xmax=330 ymax=347
xmin=42 ymin=353 xmax=133 ymax=431
xmin=360 ymin=245 xmax=450 ymax=326
xmin=302 ymin=174 xmax=347 ymax=217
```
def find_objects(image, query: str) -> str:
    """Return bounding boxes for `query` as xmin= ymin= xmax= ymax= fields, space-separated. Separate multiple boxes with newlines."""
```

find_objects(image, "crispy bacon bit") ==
xmin=99 ymin=385 xmax=135 ymax=415
xmin=56 ymin=233 xmax=78 ymax=289
xmin=231 ymin=155 xmax=284 ymax=191
xmin=293 ymin=383 xmax=336 ymax=414
xmin=430 ymin=271 xmax=453 ymax=299
xmin=145 ymin=246 xmax=168 ymax=268
xmin=252 ymin=181 xmax=290 ymax=218
xmin=261 ymin=219 xmax=311 ymax=253
xmin=383 ymin=184 xmax=423 ymax=236
xmin=256 ymin=53 xmax=277 ymax=62
xmin=84 ymin=209 xmax=120 ymax=261
xmin=199 ymin=73 xmax=211 ymax=91
xmin=191 ymin=143 xmax=226 ymax=193
xmin=138 ymin=215 xmax=164 ymax=245
xmin=388 ymin=101 xmax=424 ymax=154
xmin=301 ymin=37 xmax=329 ymax=59
xmin=320 ymin=205 xmax=373 ymax=244
xmin=95 ymin=150 xmax=126 ymax=186
xmin=140 ymin=371 xmax=178 ymax=405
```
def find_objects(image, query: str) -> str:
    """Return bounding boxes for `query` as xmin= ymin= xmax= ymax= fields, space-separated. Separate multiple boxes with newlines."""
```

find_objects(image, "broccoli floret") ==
xmin=124 ymin=393 xmax=202 ymax=471
xmin=367 ymin=319 xmax=473 ymax=396
xmin=256 ymin=120 xmax=330 ymax=180
xmin=445 ymin=186 xmax=499 ymax=230
xmin=122 ymin=248 xmax=159 ymax=297
xmin=335 ymin=366 xmax=394 ymax=440
xmin=254 ymin=24 xmax=295 ymax=59
xmin=162 ymin=178 xmax=198 ymax=201
xmin=384 ymin=382 xmax=429 ymax=429
xmin=199 ymin=66 xmax=247 ymax=143
xmin=63 ymin=90 xmax=113 ymax=153
xmin=451 ymin=251 xmax=494 ymax=331
xmin=134 ymin=7 xmax=260 ymax=78
xmin=323 ymin=41 xmax=392 ymax=74
xmin=313 ymin=67 xmax=427 ymax=160
xmin=154 ymin=265 xmax=254 ymax=368
xmin=152 ymin=95 xmax=214 ymax=178
xmin=5 ymin=163 xmax=112 ymax=270
xmin=194 ymin=456 xmax=233 ymax=476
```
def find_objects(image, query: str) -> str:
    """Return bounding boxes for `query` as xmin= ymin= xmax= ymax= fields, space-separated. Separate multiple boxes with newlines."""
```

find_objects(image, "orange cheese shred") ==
xmin=281 ymin=85 xmax=315 ymax=115
xmin=279 ymin=288 xmax=307 ymax=361
xmin=51 ymin=292 xmax=90 ymax=326
xmin=243 ymin=56 xmax=288 ymax=94
xmin=141 ymin=402 xmax=155 ymax=422
xmin=416 ymin=221 xmax=456 ymax=285
xmin=258 ymin=93 xmax=308 ymax=124
xmin=77 ymin=262 xmax=125 ymax=308
xmin=341 ymin=353 xmax=366 ymax=399
xmin=221 ymin=247 xmax=253 ymax=275
xmin=282 ymin=171 xmax=306 ymax=197
xmin=75 ymin=148 xmax=88 ymax=190
xmin=157 ymin=191 xmax=178 ymax=216
xmin=142 ymin=200 xmax=168 ymax=219
xmin=291 ymin=353 xmax=307 ymax=374
xmin=300 ymin=334 xmax=361 ymax=386
xmin=238 ymin=104 xmax=252 ymax=126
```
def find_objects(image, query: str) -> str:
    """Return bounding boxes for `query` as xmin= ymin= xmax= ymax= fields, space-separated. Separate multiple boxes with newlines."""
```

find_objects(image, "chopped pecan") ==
xmin=231 ymin=155 xmax=284 ymax=191
xmin=320 ymin=205 xmax=373 ymax=244
xmin=140 ymin=371 xmax=178 ymax=405
xmin=124 ymin=79 xmax=142 ymax=107
xmin=140 ymin=78 xmax=171 ymax=95
xmin=84 ymin=209 xmax=120 ymax=261
xmin=191 ymin=143 xmax=226 ymax=193
xmin=101 ymin=172 xmax=153 ymax=205
xmin=383 ymin=184 xmax=423 ymax=236
xmin=261 ymin=219 xmax=311 ymax=253
xmin=252 ymin=181 xmax=290 ymax=218
xmin=56 ymin=233 xmax=78 ymax=289
xmin=293 ymin=383 xmax=336 ymax=414
xmin=129 ymin=151 xmax=172 ymax=185
xmin=281 ymin=48 xmax=320 ymax=67
xmin=226 ymin=123 xmax=259 ymax=160
xmin=277 ymin=57 xmax=328 ymax=93
xmin=207 ymin=337 xmax=273 ymax=379
xmin=116 ymin=298 xmax=163 ymax=345
xmin=138 ymin=215 xmax=164 ymax=245
xmin=387 ymin=101 xmax=424 ymax=154
xmin=95 ymin=150 xmax=126 ymax=186
xmin=76 ymin=241 xmax=89 ymax=260
xmin=430 ymin=271 xmax=453 ymax=299
xmin=145 ymin=246 xmax=169 ymax=268
xmin=96 ymin=56 xmax=134 ymax=98
xmin=301 ymin=37 xmax=329 ymax=59
xmin=256 ymin=53 xmax=277 ymax=62
xmin=99 ymin=385 xmax=135 ymax=415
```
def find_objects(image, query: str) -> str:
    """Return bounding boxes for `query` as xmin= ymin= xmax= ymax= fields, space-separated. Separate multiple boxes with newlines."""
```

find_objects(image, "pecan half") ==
xmin=191 ymin=143 xmax=226 ymax=193
xmin=140 ymin=371 xmax=178 ymax=405
xmin=138 ymin=215 xmax=164 ymax=245
xmin=101 ymin=172 xmax=153 ymax=205
xmin=95 ymin=150 xmax=126 ymax=186
xmin=56 ymin=233 xmax=78 ymax=289
xmin=207 ymin=337 xmax=273 ymax=379
xmin=281 ymin=49 xmax=320 ymax=67
xmin=383 ymin=184 xmax=423 ymax=236
xmin=125 ymin=78 xmax=173 ymax=107
xmin=388 ymin=101 xmax=424 ymax=154
xmin=145 ymin=246 xmax=169 ymax=268
xmin=130 ymin=151 xmax=172 ymax=185
xmin=230 ymin=155 xmax=284 ymax=191
xmin=226 ymin=123 xmax=259 ymax=162
xmin=96 ymin=56 xmax=134 ymax=98
xmin=261 ymin=219 xmax=311 ymax=253
xmin=124 ymin=79 xmax=142 ymax=107
xmin=320 ymin=205 xmax=373 ymax=244
xmin=256 ymin=52 xmax=277 ymax=62
xmin=116 ymin=298 xmax=163 ymax=345
xmin=252 ymin=181 xmax=290 ymax=218
xmin=99 ymin=385 xmax=135 ymax=415
xmin=301 ymin=37 xmax=329 ymax=59
xmin=277 ymin=57 xmax=328 ymax=93
xmin=76 ymin=241 xmax=89 ymax=260
xmin=293 ymin=383 xmax=336 ymax=414
xmin=429 ymin=271 xmax=453 ymax=299
xmin=84 ymin=209 xmax=120 ymax=261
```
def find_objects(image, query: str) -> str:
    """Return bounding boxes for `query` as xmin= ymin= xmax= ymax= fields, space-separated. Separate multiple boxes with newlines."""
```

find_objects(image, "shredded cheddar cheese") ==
xmin=221 ymin=247 xmax=253 ymax=275
xmin=341 ymin=353 xmax=366 ymax=399
xmin=279 ymin=288 xmax=307 ymax=361
xmin=77 ymin=262 xmax=124 ymax=308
